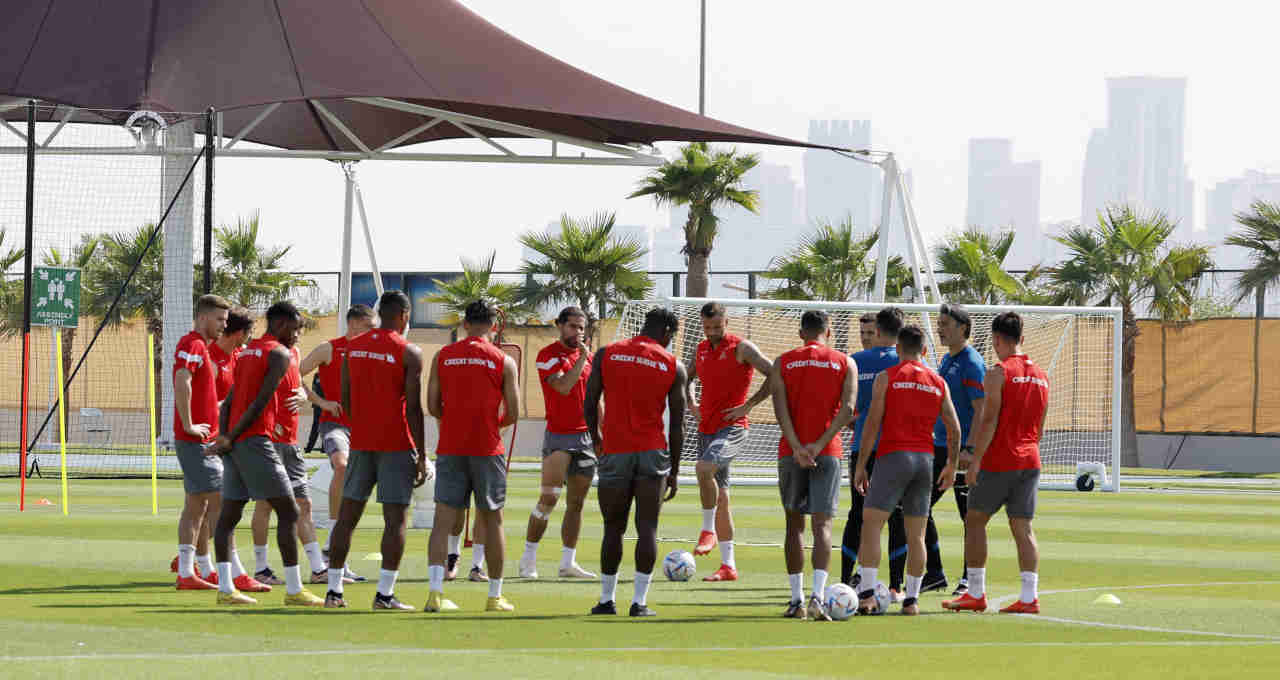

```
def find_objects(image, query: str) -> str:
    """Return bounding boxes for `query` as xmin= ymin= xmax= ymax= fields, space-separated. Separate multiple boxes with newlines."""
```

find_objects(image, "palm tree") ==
xmin=1225 ymin=200 xmax=1280 ymax=309
xmin=0 ymin=227 xmax=27 ymax=337
xmin=203 ymin=212 xmax=314 ymax=309
xmin=82 ymin=225 xmax=167 ymax=431
xmin=933 ymin=226 xmax=1025 ymax=304
xmin=629 ymin=142 xmax=760 ymax=297
xmin=519 ymin=212 xmax=654 ymax=343
xmin=428 ymin=250 xmax=529 ymax=336
xmin=41 ymin=235 xmax=100 ymax=422
xmin=1048 ymin=205 xmax=1213 ymax=466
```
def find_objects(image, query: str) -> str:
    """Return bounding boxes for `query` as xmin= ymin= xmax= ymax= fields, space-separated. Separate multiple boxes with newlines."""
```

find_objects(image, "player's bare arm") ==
xmin=300 ymin=342 xmax=341 ymax=416
xmin=403 ymin=343 xmax=431 ymax=486
xmin=853 ymin=372 xmax=888 ymax=493
xmin=683 ymin=355 xmax=700 ymax=422
xmin=937 ymin=382 xmax=963 ymax=492
xmin=967 ymin=365 xmax=1006 ymax=488
xmin=722 ymin=339 xmax=773 ymax=423
xmin=340 ymin=352 xmax=353 ymax=418
xmin=212 ymin=386 xmax=233 ymax=456
xmin=665 ymin=362 xmax=688 ymax=501
xmin=769 ymin=357 xmax=807 ymax=466
xmin=583 ymin=346 xmax=607 ymax=452
xmin=425 ymin=350 xmax=442 ymax=419
xmin=499 ymin=355 xmax=521 ymax=429
xmin=213 ymin=346 xmax=289 ymax=454
xmin=545 ymin=341 xmax=590 ymax=396
xmin=174 ymin=367 xmax=210 ymax=440
xmin=810 ymin=356 xmax=857 ymax=457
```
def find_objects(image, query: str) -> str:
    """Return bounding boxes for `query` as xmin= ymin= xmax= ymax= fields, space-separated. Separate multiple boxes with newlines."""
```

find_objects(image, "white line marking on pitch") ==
xmin=5 ymin=639 xmax=1280 ymax=663
xmin=987 ymin=581 xmax=1280 ymax=640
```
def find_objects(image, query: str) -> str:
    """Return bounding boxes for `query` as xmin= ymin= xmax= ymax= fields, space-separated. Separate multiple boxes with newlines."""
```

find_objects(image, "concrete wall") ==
xmin=1138 ymin=433 xmax=1279 ymax=473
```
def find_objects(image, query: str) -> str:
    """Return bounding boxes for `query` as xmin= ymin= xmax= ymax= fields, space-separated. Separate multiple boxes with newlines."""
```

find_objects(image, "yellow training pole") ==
xmin=56 ymin=329 xmax=68 ymax=515
xmin=148 ymin=333 xmax=158 ymax=515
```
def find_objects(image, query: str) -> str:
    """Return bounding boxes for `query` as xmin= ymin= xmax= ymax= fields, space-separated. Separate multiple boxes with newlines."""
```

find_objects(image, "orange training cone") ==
xmin=37 ymin=498 xmax=53 ymax=506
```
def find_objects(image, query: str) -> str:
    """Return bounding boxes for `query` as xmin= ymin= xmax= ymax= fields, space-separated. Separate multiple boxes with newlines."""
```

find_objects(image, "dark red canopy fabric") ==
xmin=0 ymin=0 xmax=839 ymax=153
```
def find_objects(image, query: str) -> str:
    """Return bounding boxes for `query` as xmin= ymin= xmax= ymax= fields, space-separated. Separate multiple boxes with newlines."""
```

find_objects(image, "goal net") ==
xmin=613 ymin=297 xmax=1122 ymax=491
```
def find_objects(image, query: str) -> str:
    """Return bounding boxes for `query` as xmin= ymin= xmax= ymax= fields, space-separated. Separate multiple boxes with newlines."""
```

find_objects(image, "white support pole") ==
xmin=897 ymin=173 xmax=927 ymax=305
xmin=353 ymin=179 xmax=384 ymax=298
xmin=1111 ymin=307 xmax=1123 ymax=492
xmin=874 ymin=154 xmax=898 ymax=302
xmin=899 ymin=173 xmax=943 ymax=303
xmin=337 ymin=162 xmax=355 ymax=335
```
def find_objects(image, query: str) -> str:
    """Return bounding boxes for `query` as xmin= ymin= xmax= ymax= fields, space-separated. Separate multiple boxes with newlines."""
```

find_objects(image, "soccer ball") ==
xmin=862 ymin=581 xmax=892 ymax=615
xmin=824 ymin=583 xmax=858 ymax=621
xmin=662 ymin=550 xmax=696 ymax=581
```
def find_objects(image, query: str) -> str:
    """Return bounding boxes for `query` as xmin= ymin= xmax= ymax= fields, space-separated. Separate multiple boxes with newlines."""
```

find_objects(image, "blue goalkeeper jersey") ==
xmin=934 ymin=344 xmax=986 ymax=448
xmin=849 ymin=346 xmax=898 ymax=453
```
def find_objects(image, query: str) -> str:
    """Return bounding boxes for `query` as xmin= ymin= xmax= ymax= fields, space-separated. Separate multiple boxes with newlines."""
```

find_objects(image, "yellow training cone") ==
xmin=1093 ymin=593 xmax=1122 ymax=605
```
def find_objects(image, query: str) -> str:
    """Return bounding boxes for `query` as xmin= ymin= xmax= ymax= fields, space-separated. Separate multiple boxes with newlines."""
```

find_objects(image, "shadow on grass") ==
xmin=0 ymin=582 xmax=171 ymax=595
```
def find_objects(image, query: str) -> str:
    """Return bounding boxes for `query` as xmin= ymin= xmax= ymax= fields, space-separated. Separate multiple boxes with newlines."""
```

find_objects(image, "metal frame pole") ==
xmin=18 ymin=100 xmax=35 ymax=509
xmin=352 ymin=177 xmax=384 ymax=298
xmin=874 ymin=154 xmax=897 ymax=302
xmin=1110 ymin=307 xmax=1123 ymax=492
xmin=337 ymin=162 xmax=355 ymax=334
xmin=203 ymin=108 xmax=215 ymax=294
xmin=698 ymin=0 xmax=707 ymax=115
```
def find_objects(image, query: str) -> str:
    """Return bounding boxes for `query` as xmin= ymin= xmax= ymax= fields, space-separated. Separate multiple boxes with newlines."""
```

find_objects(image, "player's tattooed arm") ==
xmin=666 ymin=362 xmax=688 ymax=501
xmin=583 ymin=346 xmax=608 ymax=452
xmin=683 ymin=354 xmax=699 ymax=422
xmin=301 ymin=343 xmax=340 ymax=416
xmin=546 ymin=346 xmax=590 ymax=396
xmin=228 ymin=346 xmax=289 ymax=444
xmin=403 ymin=344 xmax=431 ymax=485
xmin=967 ymin=365 xmax=1006 ymax=487
xmin=853 ymin=372 xmax=888 ymax=493
xmin=499 ymin=354 xmax=521 ymax=429
xmin=723 ymin=339 xmax=773 ymax=422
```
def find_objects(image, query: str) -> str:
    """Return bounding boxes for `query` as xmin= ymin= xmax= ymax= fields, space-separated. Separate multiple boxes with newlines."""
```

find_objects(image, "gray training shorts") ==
xmin=435 ymin=454 xmax=507 ymax=511
xmin=777 ymin=454 xmax=841 ymax=516
xmin=344 ymin=450 xmax=418 ymax=506
xmin=542 ymin=431 xmax=597 ymax=478
xmin=317 ymin=421 xmax=351 ymax=457
xmin=274 ymin=442 xmax=309 ymax=498
xmin=865 ymin=451 xmax=934 ymax=517
xmin=176 ymin=439 xmax=222 ymax=495
xmin=222 ymin=435 xmax=293 ymax=502
xmin=596 ymin=450 xmax=671 ymax=489
xmin=968 ymin=468 xmax=1040 ymax=519
xmin=698 ymin=426 xmax=745 ymax=489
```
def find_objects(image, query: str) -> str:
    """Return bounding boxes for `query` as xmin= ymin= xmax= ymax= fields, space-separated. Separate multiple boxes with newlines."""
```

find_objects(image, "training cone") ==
xmin=363 ymin=552 xmax=383 ymax=561
xmin=1092 ymin=593 xmax=1122 ymax=605
xmin=36 ymin=498 xmax=54 ymax=506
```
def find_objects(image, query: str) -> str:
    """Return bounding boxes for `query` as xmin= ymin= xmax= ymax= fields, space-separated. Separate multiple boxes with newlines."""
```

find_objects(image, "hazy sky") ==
xmin=211 ymin=0 xmax=1279 ymax=274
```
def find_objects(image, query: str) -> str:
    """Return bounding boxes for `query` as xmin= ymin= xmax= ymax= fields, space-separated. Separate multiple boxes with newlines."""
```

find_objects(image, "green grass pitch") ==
xmin=2 ymin=473 xmax=1278 ymax=679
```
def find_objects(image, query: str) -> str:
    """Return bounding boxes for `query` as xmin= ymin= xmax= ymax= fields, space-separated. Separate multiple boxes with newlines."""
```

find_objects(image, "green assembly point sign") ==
xmin=32 ymin=266 xmax=80 ymax=328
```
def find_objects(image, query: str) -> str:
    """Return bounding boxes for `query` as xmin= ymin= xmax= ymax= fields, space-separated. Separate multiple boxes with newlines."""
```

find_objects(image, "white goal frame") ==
xmin=624 ymin=297 xmax=1123 ymax=493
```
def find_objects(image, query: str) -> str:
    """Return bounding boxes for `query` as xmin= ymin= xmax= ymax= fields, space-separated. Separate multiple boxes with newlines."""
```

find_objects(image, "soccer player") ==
xmin=932 ymin=303 xmax=986 ymax=596
xmin=686 ymin=302 xmax=773 ymax=582
xmin=585 ymin=307 xmax=685 ymax=617
xmin=173 ymin=294 xmax=232 ymax=590
xmin=518 ymin=306 xmax=597 ymax=580
xmin=853 ymin=324 xmax=961 ymax=616
xmin=209 ymin=301 xmax=324 ymax=606
xmin=299 ymin=303 xmax=376 ymax=584
xmin=425 ymin=300 xmax=520 ymax=613
xmin=840 ymin=309 xmax=905 ymax=589
xmin=943 ymin=311 xmax=1049 ymax=614
xmin=325 ymin=291 xmax=431 ymax=611
xmin=771 ymin=310 xmax=856 ymax=621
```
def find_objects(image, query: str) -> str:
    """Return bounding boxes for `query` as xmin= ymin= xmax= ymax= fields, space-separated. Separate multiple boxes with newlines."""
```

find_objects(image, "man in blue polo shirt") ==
xmin=839 ymin=307 xmax=904 ymax=588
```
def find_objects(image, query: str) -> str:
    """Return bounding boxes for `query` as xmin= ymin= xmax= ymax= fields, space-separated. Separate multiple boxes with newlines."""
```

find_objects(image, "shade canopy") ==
xmin=0 ymin=0 xmax=840 ymax=154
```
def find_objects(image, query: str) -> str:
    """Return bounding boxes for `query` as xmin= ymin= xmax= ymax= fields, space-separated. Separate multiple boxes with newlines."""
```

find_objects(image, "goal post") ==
xmin=613 ymin=297 xmax=1123 ymax=492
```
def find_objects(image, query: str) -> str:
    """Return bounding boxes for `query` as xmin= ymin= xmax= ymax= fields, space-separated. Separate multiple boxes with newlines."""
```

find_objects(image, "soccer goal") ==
xmin=613 ymin=297 xmax=1123 ymax=492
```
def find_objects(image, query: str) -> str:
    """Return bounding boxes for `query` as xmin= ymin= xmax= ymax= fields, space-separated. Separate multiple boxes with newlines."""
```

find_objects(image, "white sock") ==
xmin=489 ymin=577 xmax=504 ymax=599
xmin=859 ymin=567 xmax=878 ymax=595
xmin=633 ymin=571 xmax=652 ymax=606
xmin=284 ymin=564 xmax=302 ymax=596
xmin=600 ymin=573 xmax=618 ymax=603
xmin=788 ymin=572 xmax=803 ymax=602
xmin=327 ymin=567 xmax=344 ymax=594
xmin=229 ymin=550 xmax=247 ymax=578
xmin=701 ymin=508 xmax=716 ymax=533
xmin=560 ymin=546 xmax=576 ymax=569
xmin=812 ymin=569 xmax=828 ymax=599
xmin=216 ymin=562 xmax=233 ymax=594
xmin=447 ymin=533 xmax=462 ymax=555
xmin=522 ymin=541 xmax=538 ymax=563
xmin=969 ymin=567 xmax=986 ymax=598
xmin=1020 ymin=571 xmax=1038 ymax=603
xmin=196 ymin=553 xmax=215 ymax=578
xmin=429 ymin=565 xmax=445 ymax=593
xmin=377 ymin=569 xmax=398 ymax=597
xmin=905 ymin=574 xmax=923 ymax=599
xmin=177 ymin=544 xmax=196 ymax=578
xmin=471 ymin=543 xmax=486 ymax=570
xmin=253 ymin=544 xmax=269 ymax=573
xmin=720 ymin=541 xmax=735 ymax=568
xmin=303 ymin=542 xmax=326 ymax=573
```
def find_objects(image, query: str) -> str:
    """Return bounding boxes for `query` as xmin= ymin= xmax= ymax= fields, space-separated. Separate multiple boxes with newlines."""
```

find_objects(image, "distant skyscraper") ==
xmin=804 ymin=120 xmax=880 ymax=231
xmin=1081 ymin=77 xmax=1194 ymax=236
xmin=965 ymin=138 xmax=1042 ymax=268
xmin=1205 ymin=170 xmax=1280 ymax=268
